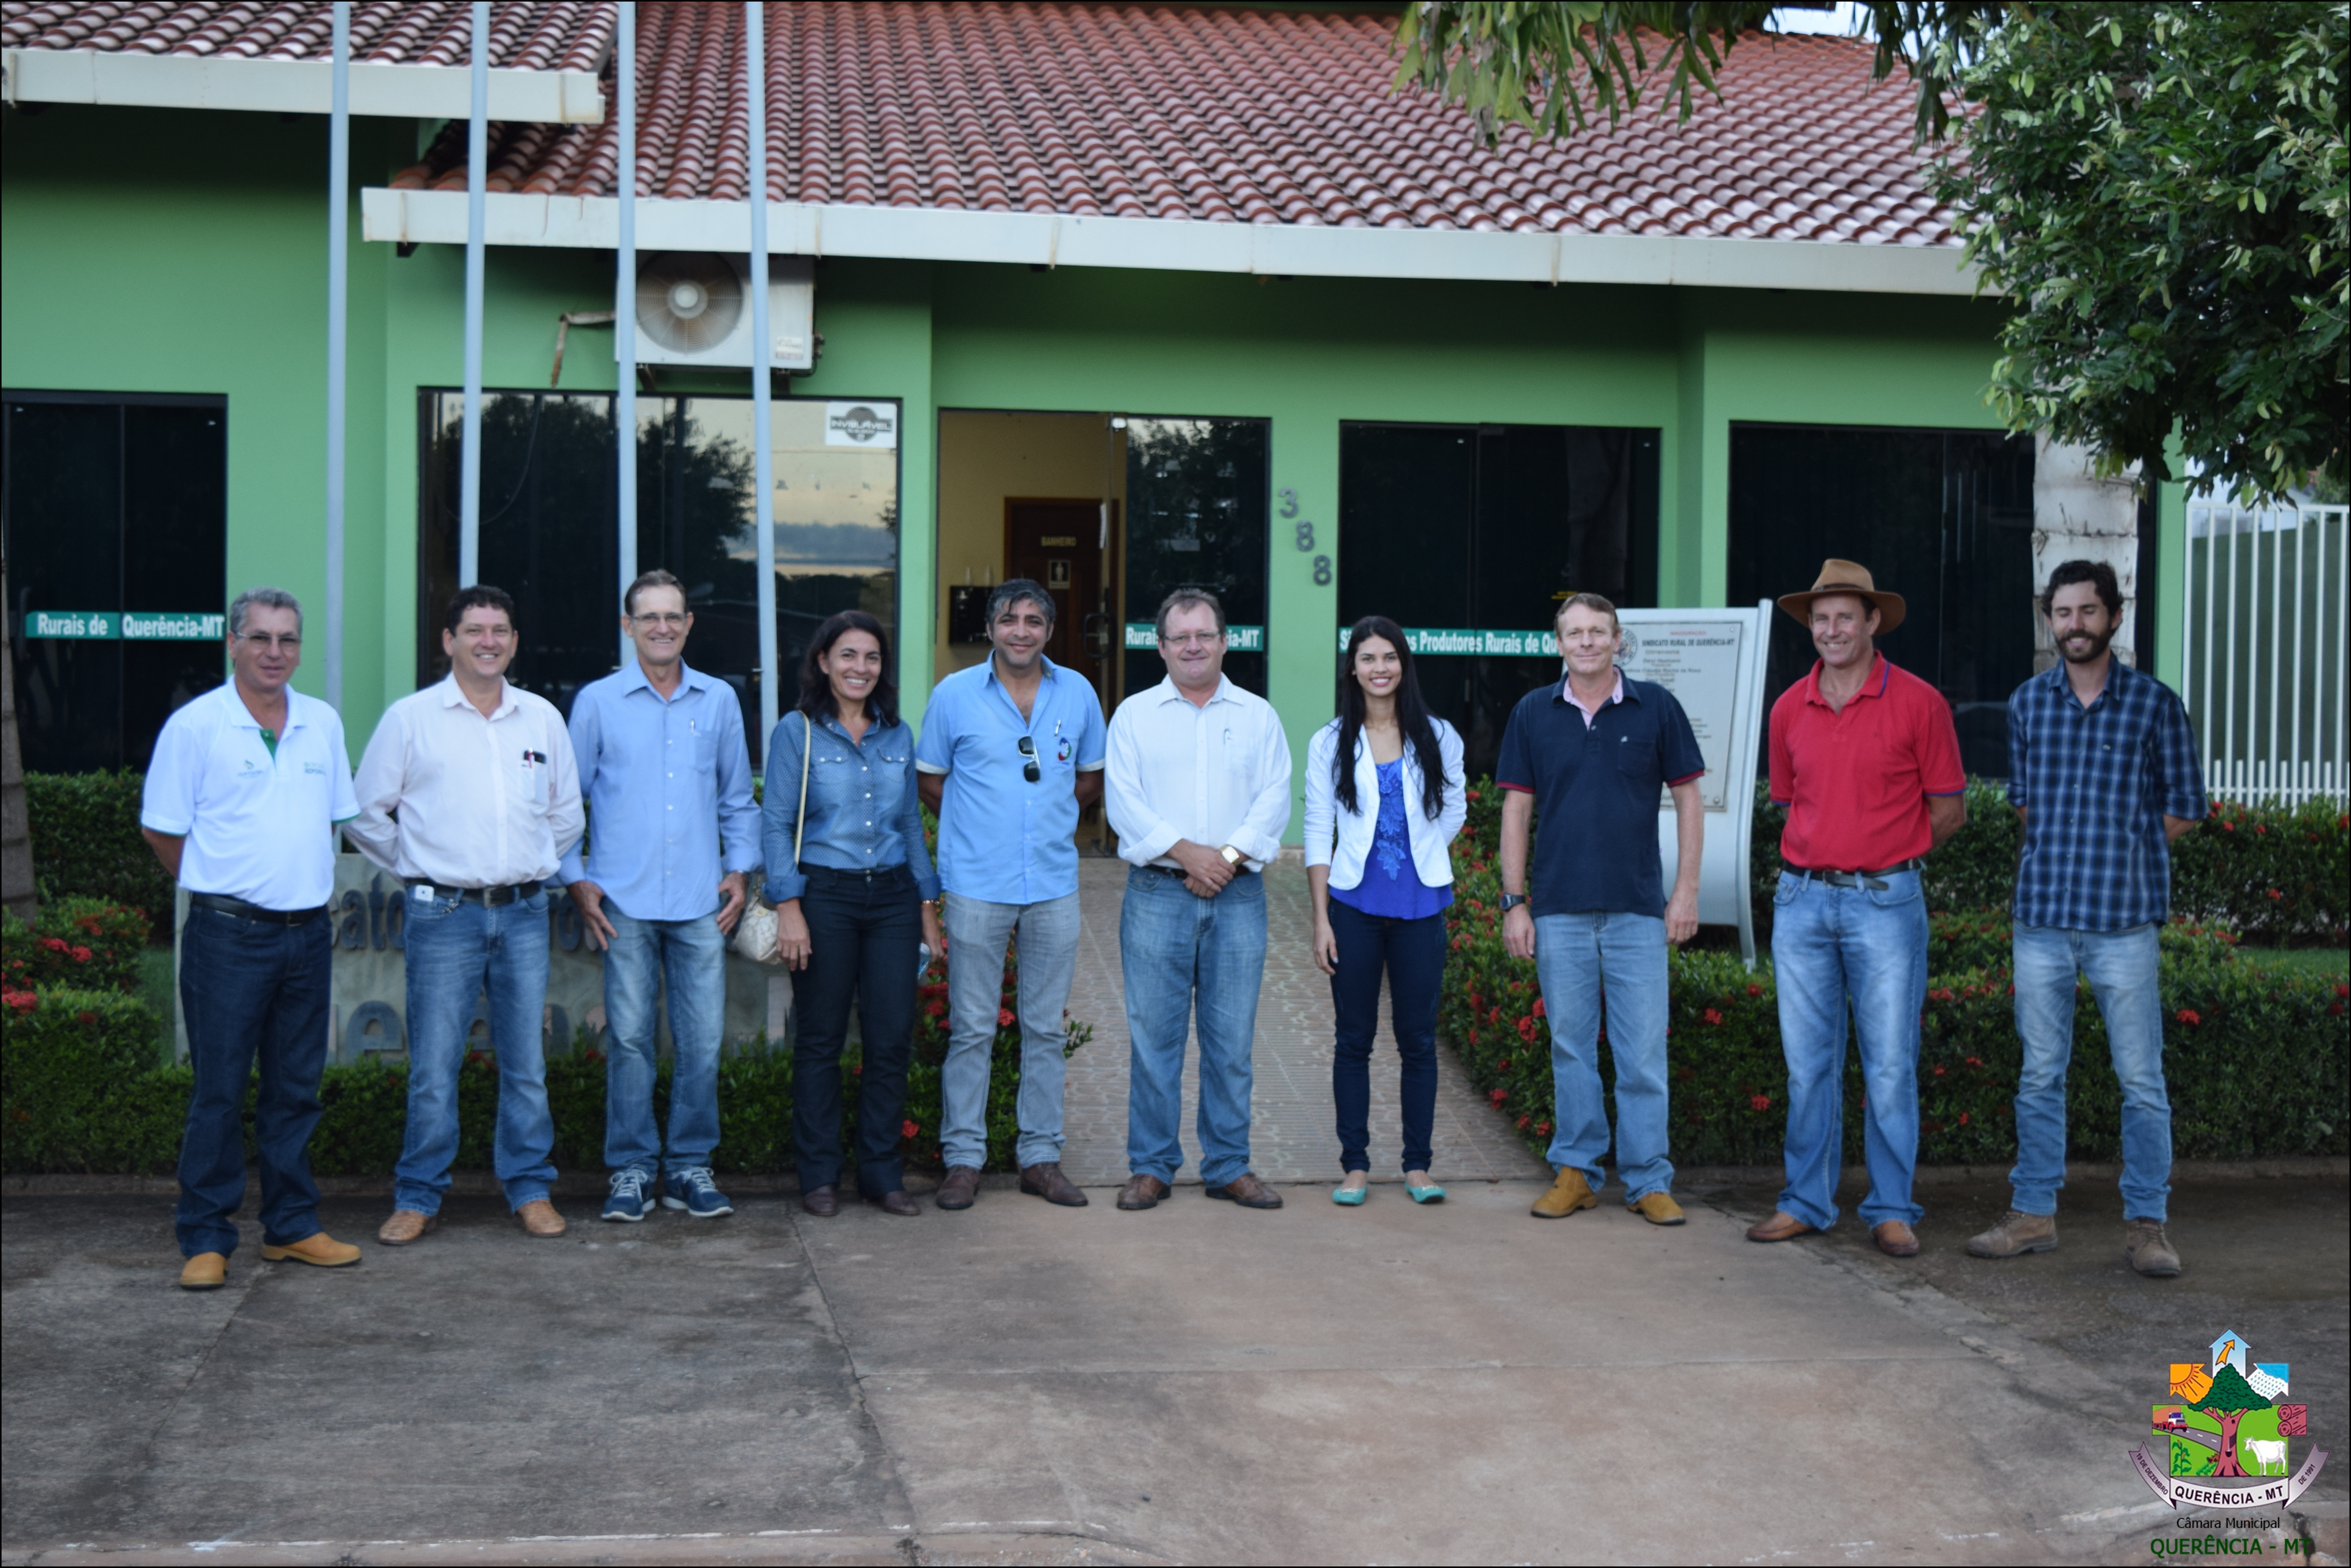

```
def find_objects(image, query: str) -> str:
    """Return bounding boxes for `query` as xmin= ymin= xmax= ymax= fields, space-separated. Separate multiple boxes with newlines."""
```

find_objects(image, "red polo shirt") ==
xmin=1768 ymin=654 xmax=1965 ymax=872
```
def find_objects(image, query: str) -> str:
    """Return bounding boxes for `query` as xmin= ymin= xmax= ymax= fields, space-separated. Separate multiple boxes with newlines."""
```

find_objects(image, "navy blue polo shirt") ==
xmin=1495 ymin=670 xmax=1705 ymax=918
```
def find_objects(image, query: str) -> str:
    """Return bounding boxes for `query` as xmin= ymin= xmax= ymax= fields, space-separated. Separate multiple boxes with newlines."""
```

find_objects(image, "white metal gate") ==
xmin=2182 ymin=500 xmax=2348 ymax=805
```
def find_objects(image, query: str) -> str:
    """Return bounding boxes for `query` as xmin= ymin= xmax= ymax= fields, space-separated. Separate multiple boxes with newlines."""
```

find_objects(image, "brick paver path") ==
xmin=1059 ymin=857 xmax=1550 ymax=1186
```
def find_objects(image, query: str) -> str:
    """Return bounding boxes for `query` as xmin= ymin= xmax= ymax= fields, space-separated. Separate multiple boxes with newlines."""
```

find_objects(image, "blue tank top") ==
xmin=1330 ymin=757 xmax=1453 ymax=921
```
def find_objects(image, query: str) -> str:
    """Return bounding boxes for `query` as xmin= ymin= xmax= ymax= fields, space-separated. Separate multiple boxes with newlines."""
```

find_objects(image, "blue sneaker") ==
xmin=662 ymin=1167 xmax=733 ymax=1218
xmin=602 ymin=1167 xmax=652 ymax=1223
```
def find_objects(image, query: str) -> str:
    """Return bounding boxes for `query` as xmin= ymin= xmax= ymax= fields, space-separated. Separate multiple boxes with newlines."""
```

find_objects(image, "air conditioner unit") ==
xmin=626 ymin=252 xmax=814 ymax=371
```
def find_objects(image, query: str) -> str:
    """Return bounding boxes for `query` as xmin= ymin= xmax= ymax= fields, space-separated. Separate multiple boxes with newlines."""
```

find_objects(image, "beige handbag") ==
xmin=731 ymin=713 xmax=812 ymax=965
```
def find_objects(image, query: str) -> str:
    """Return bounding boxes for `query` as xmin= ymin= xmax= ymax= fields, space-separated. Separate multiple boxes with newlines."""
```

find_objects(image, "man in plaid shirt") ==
xmin=1968 ymin=560 xmax=2207 ymax=1277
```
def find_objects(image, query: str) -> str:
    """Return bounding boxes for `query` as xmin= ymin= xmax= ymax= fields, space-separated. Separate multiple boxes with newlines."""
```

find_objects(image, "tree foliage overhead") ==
xmin=1942 ymin=3 xmax=2347 ymax=500
xmin=2196 ymin=1364 xmax=2274 ymax=1416
xmin=1391 ymin=2 xmax=2349 ymax=501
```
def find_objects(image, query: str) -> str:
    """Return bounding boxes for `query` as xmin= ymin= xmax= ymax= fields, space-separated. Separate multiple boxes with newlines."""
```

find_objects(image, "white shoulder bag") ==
xmin=731 ymin=712 xmax=812 ymax=965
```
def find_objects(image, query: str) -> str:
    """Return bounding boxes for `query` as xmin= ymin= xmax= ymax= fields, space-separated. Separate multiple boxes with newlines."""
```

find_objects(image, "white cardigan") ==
xmin=1301 ymin=717 xmax=1468 ymax=891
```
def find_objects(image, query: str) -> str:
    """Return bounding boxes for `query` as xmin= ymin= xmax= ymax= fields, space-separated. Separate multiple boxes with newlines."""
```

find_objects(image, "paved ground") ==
xmin=1059 ymin=858 xmax=1547 ymax=1188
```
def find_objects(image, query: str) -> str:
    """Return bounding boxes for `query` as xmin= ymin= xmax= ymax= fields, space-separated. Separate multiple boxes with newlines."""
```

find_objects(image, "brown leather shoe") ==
xmin=934 ymin=1166 xmax=981 ymax=1211
xmin=866 ymin=1189 xmax=921 ymax=1216
xmin=178 ymin=1252 xmax=227 ymax=1290
xmin=376 ymin=1209 xmax=438 ymax=1246
xmin=1117 ymin=1173 xmax=1170 ymax=1210
xmin=1872 ymin=1219 xmax=1921 ymax=1257
xmin=261 ymin=1232 xmax=362 ymax=1268
xmin=515 ymin=1198 xmax=567 ymax=1238
xmin=1205 ymin=1172 xmax=1284 ymax=1209
xmin=1745 ymin=1210 xmax=1818 ymax=1243
xmin=801 ymin=1183 xmax=839 ymax=1217
xmin=1020 ymin=1161 xmax=1089 ymax=1207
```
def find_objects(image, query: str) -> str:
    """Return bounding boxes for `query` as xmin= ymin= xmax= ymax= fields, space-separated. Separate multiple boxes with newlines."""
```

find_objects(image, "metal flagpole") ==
xmin=459 ymin=0 xmax=490 ymax=588
xmin=747 ymin=2 xmax=779 ymax=751
xmin=325 ymin=1 xmax=349 ymax=710
xmin=616 ymin=1 xmax=638 ymax=668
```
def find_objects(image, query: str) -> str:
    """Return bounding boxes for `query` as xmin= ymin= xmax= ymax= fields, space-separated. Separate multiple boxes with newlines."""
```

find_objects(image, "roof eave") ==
xmin=359 ymin=189 xmax=1982 ymax=296
xmin=2 ymin=46 xmax=603 ymax=122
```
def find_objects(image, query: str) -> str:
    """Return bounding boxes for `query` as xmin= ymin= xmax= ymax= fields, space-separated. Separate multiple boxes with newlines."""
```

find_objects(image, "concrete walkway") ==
xmin=1059 ymin=858 xmax=1547 ymax=1187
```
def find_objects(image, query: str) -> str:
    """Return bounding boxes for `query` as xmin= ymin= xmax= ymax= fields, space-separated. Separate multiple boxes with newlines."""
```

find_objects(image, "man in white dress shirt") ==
xmin=348 ymin=586 xmax=583 ymax=1244
xmin=1104 ymin=589 xmax=1293 ymax=1212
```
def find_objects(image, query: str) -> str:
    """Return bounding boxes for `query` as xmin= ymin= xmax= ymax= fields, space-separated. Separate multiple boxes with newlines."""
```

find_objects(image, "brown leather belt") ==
xmin=1786 ymin=858 xmax=1925 ymax=890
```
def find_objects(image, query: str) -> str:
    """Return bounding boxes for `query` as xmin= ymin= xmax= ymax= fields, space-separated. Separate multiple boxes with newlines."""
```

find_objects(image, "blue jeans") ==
xmin=790 ymin=865 xmax=922 ymax=1194
xmin=603 ymin=904 xmax=727 ymax=1178
xmin=394 ymin=888 xmax=556 ymax=1214
xmin=1534 ymin=909 xmax=1674 ymax=1201
xmin=1121 ymin=867 xmax=1267 ymax=1187
xmin=940 ymin=887 xmax=1081 ymax=1171
xmin=2010 ymin=922 xmax=2171 ymax=1222
xmin=1327 ymin=899 xmax=1445 ymax=1174
xmin=1770 ymin=868 xmax=1928 ymax=1230
xmin=175 ymin=904 xmax=333 ymax=1258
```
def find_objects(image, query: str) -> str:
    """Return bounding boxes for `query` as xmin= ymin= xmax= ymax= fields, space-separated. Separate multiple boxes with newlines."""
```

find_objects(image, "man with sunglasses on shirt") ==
xmin=916 ymin=579 xmax=1107 ymax=1211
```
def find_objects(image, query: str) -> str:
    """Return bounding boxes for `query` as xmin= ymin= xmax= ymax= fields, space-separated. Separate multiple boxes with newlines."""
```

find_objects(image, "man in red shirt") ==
xmin=1746 ymin=561 xmax=1966 ymax=1258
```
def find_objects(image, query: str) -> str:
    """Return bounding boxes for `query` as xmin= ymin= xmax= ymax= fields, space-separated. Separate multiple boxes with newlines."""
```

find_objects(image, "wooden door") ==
xmin=1004 ymin=497 xmax=1114 ymax=703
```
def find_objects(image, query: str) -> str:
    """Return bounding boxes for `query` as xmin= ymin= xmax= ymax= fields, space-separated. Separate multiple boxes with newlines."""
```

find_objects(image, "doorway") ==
xmin=1004 ymin=497 xmax=1117 ymax=696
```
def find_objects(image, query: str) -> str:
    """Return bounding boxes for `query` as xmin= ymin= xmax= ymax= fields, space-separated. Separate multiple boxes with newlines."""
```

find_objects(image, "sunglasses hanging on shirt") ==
xmin=1015 ymin=734 xmax=1041 ymax=783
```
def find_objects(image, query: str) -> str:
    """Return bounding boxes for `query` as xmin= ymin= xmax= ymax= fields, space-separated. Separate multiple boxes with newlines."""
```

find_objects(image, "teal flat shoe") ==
xmin=1405 ymin=1182 xmax=1447 ymax=1204
xmin=1331 ymin=1183 xmax=1370 ymax=1207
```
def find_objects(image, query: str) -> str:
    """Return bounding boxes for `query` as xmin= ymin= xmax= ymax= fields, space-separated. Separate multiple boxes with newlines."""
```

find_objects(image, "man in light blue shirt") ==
xmin=916 ymin=579 xmax=1107 ymax=1210
xmin=562 ymin=570 xmax=761 ymax=1223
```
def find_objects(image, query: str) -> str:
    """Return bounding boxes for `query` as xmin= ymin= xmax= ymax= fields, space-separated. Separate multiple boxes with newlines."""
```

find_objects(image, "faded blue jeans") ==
xmin=393 ymin=888 xmax=557 ymax=1214
xmin=1121 ymin=866 xmax=1267 ymax=1188
xmin=1770 ymin=868 xmax=1928 ymax=1230
xmin=602 ymin=905 xmax=727 ymax=1178
xmin=1534 ymin=909 xmax=1674 ymax=1201
xmin=2010 ymin=922 xmax=2171 ymax=1222
xmin=940 ymin=888 xmax=1081 ymax=1171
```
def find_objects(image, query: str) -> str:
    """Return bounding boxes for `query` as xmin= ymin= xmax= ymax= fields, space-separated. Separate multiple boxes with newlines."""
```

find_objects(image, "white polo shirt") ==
xmin=140 ymin=682 xmax=360 ymax=912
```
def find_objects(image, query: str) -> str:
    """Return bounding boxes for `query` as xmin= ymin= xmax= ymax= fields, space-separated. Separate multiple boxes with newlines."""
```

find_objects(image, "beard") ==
xmin=2058 ymin=623 xmax=2117 ymax=664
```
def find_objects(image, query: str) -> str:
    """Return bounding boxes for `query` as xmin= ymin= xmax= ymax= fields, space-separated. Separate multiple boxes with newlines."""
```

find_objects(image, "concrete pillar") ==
xmin=2031 ymin=434 xmax=2141 ymax=671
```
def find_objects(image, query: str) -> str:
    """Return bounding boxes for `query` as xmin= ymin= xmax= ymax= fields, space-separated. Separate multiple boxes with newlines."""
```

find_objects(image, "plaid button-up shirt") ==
xmin=2007 ymin=658 xmax=2209 ymax=932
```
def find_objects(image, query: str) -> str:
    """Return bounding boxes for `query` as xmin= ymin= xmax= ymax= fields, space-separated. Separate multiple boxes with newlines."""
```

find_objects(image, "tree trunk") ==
xmin=0 ymin=558 xmax=36 ymax=924
xmin=2211 ymin=1409 xmax=2247 ymax=1478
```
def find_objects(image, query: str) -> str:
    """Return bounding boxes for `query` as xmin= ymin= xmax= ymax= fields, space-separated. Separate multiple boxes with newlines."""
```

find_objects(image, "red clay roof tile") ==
xmin=1 ymin=0 xmax=613 ymax=71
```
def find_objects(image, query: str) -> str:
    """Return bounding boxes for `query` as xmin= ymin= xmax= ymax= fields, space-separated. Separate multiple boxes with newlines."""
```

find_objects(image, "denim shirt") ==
xmin=761 ymin=708 xmax=940 ymax=904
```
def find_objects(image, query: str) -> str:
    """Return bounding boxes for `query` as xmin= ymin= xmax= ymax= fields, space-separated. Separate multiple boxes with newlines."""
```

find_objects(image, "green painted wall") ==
xmin=4 ymin=104 xmax=2027 ymax=824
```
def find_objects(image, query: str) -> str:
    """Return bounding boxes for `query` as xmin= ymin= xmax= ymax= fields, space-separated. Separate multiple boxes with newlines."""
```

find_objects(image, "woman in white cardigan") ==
xmin=1304 ymin=615 xmax=1469 ymax=1206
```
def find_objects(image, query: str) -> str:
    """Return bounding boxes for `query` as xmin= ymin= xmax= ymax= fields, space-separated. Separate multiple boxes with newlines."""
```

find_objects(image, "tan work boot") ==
xmin=178 ymin=1252 xmax=227 ymax=1291
xmin=2125 ymin=1218 xmax=2182 ymax=1277
xmin=1627 ymin=1192 xmax=1685 ymax=1226
xmin=515 ymin=1198 xmax=568 ymax=1238
xmin=376 ymin=1209 xmax=438 ymax=1246
xmin=1531 ymin=1169 xmax=1600 ymax=1218
xmin=1966 ymin=1209 xmax=2057 ymax=1259
xmin=262 ymin=1232 xmax=362 ymax=1268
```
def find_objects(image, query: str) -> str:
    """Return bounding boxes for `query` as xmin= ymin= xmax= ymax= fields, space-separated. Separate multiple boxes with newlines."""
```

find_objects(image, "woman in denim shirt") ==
xmin=763 ymin=611 xmax=941 ymax=1217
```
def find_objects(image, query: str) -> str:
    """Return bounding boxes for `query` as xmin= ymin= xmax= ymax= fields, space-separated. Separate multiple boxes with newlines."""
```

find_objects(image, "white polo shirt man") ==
xmin=143 ymin=682 xmax=358 ymax=910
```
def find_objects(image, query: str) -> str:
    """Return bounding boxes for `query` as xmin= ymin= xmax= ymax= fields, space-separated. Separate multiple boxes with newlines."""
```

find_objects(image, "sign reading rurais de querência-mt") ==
xmin=23 ymin=610 xmax=226 ymax=640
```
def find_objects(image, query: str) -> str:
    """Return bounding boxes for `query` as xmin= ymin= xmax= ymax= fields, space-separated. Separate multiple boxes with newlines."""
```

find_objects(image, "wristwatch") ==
xmin=1498 ymin=893 xmax=1528 ymax=913
xmin=1219 ymin=844 xmax=1244 ymax=867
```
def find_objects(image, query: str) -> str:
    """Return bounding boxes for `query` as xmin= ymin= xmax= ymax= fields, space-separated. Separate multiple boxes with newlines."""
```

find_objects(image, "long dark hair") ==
xmin=1334 ymin=615 xmax=1446 ymax=818
xmin=798 ymin=610 xmax=899 ymax=726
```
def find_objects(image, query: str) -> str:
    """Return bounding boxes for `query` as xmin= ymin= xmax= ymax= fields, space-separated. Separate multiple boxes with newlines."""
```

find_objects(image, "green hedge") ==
xmin=24 ymin=771 xmax=176 ymax=940
xmin=0 ymin=949 xmax=1093 ymax=1179
xmin=1444 ymin=784 xmax=2351 ymax=1167
xmin=2 ymin=897 xmax=151 ymax=997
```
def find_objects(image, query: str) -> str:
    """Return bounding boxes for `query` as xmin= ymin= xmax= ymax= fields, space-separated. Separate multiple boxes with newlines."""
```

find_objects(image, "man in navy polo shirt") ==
xmin=1497 ymin=593 xmax=1706 ymax=1226
xmin=140 ymin=587 xmax=364 ymax=1290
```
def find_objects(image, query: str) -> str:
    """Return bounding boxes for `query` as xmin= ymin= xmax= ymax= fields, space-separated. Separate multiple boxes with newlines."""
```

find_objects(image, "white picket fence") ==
xmin=2182 ymin=500 xmax=2348 ymax=806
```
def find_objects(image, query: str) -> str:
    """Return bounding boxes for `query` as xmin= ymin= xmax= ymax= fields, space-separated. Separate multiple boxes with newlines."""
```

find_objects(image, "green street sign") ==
xmin=1124 ymin=622 xmax=1266 ymax=652
xmin=23 ymin=610 xmax=224 ymax=641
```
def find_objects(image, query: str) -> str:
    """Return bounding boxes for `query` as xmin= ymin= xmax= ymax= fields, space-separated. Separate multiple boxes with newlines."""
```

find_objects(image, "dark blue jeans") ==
xmin=1326 ymin=898 xmax=1444 ymax=1174
xmin=790 ymin=865 xmax=921 ymax=1195
xmin=175 ymin=904 xmax=333 ymax=1258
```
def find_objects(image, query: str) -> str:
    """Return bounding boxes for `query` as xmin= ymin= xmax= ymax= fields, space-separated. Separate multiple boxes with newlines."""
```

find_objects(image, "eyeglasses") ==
xmin=1016 ymin=734 xmax=1041 ymax=784
xmin=631 ymin=611 xmax=689 ymax=629
xmin=237 ymin=633 xmax=301 ymax=653
xmin=1159 ymin=631 xmax=1224 ymax=649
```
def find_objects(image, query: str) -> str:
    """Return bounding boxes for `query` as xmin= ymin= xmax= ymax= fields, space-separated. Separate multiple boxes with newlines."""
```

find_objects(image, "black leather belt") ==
xmin=1787 ymin=858 xmax=1925 ymax=890
xmin=190 ymin=892 xmax=328 ymax=925
xmin=406 ymin=879 xmax=544 ymax=906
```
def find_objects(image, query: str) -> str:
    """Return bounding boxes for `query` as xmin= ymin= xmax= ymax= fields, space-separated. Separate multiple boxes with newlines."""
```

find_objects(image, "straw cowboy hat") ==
xmin=1776 ymin=558 xmax=1907 ymax=635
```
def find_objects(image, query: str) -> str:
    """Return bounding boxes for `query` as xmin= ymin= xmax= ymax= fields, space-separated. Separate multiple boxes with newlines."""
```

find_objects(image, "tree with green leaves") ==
xmin=1391 ymin=2 xmax=2348 ymax=502
xmin=2194 ymin=1364 xmax=2275 ymax=1478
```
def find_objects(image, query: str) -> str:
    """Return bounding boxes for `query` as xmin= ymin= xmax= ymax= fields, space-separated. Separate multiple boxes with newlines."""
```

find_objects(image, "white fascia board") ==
xmin=361 ymin=187 xmax=1980 ymax=296
xmin=3 ymin=47 xmax=602 ymax=122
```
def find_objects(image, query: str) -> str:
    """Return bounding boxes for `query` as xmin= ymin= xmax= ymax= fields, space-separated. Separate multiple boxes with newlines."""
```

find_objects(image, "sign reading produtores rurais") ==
xmin=22 ymin=610 xmax=227 ymax=640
